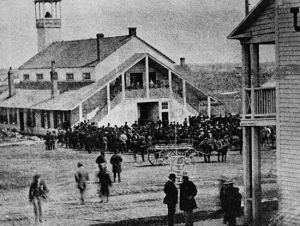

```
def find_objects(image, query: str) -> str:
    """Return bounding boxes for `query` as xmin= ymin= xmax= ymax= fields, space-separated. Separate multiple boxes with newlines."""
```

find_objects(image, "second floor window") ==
xmin=23 ymin=74 xmax=30 ymax=80
xmin=66 ymin=73 xmax=74 ymax=80
xmin=162 ymin=102 xmax=169 ymax=110
xmin=83 ymin=72 xmax=91 ymax=80
xmin=36 ymin=73 xmax=43 ymax=81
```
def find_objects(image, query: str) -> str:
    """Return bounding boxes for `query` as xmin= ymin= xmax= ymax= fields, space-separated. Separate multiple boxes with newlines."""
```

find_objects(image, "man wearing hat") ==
xmin=75 ymin=162 xmax=89 ymax=205
xmin=179 ymin=172 xmax=197 ymax=226
xmin=163 ymin=173 xmax=178 ymax=226
xmin=220 ymin=179 xmax=242 ymax=226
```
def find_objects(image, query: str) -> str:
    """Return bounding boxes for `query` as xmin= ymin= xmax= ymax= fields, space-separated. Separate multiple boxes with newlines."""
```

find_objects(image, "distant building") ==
xmin=0 ymin=0 xmax=221 ymax=135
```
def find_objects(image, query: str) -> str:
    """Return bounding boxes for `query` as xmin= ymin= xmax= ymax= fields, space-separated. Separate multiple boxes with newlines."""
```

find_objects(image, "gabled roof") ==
xmin=31 ymin=53 xmax=147 ymax=110
xmin=19 ymin=35 xmax=131 ymax=69
xmin=228 ymin=0 xmax=272 ymax=39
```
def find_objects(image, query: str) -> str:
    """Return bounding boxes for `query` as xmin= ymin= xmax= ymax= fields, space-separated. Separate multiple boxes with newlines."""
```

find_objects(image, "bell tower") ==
xmin=34 ymin=0 xmax=62 ymax=52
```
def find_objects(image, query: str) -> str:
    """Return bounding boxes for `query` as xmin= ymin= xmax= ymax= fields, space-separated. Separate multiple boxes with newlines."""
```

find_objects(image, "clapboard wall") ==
xmin=277 ymin=1 xmax=300 ymax=224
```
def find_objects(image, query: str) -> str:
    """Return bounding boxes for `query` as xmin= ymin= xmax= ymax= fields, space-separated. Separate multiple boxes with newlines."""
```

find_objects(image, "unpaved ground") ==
xmin=0 ymin=143 xmax=277 ymax=226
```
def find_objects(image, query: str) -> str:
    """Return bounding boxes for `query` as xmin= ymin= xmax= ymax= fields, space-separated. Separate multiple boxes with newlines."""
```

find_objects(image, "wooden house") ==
xmin=0 ymin=0 xmax=222 ymax=136
xmin=229 ymin=0 xmax=300 ymax=225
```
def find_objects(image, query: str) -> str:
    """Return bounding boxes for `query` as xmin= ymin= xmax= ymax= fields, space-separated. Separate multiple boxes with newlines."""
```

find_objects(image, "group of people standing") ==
xmin=163 ymin=172 xmax=198 ymax=226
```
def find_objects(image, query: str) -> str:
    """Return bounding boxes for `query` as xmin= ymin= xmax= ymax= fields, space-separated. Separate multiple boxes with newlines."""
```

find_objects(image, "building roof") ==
xmin=0 ymin=89 xmax=51 ymax=109
xmin=228 ymin=0 xmax=271 ymax=39
xmin=19 ymin=35 xmax=131 ymax=69
xmin=31 ymin=53 xmax=147 ymax=110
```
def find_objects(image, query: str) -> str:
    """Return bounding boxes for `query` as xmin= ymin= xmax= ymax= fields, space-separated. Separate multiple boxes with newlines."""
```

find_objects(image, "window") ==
xmin=27 ymin=109 xmax=36 ymax=127
xmin=162 ymin=102 xmax=168 ymax=110
xmin=23 ymin=74 xmax=30 ymax=80
xmin=66 ymin=73 xmax=74 ymax=80
xmin=83 ymin=72 xmax=91 ymax=80
xmin=130 ymin=73 xmax=143 ymax=89
xmin=41 ymin=110 xmax=50 ymax=129
xmin=0 ymin=108 xmax=8 ymax=124
xmin=9 ymin=109 xmax=17 ymax=125
xmin=36 ymin=73 xmax=43 ymax=81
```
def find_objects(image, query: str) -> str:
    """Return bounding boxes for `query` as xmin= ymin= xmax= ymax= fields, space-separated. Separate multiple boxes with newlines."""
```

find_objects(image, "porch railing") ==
xmin=244 ymin=87 xmax=276 ymax=118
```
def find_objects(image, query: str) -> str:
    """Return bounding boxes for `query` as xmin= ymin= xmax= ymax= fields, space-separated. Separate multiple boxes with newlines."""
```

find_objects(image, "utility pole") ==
xmin=245 ymin=0 xmax=250 ymax=16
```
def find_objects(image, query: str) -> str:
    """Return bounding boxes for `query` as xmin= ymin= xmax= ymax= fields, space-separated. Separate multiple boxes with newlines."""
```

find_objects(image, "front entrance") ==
xmin=162 ymin=112 xmax=169 ymax=127
xmin=19 ymin=110 xmax=24 ymax=131
xmin=138 ymin=102 xmax=159 ymax=126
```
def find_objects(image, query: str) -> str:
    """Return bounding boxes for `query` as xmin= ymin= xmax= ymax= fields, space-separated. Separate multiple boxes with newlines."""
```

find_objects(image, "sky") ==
xmin=0 ymin=0 xmax=274 ymax=69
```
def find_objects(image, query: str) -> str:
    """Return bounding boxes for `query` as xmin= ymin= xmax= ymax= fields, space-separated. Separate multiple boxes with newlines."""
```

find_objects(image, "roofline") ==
xmin=227 ymin=0 xmax=271 ymax=40
xmin=135 ymin=36 xmax=175 ymax=64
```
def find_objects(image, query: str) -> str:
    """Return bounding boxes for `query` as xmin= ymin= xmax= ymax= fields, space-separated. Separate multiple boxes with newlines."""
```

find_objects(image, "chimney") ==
xmin=8 ymin=67 xmax=15 ymax=97
xmin=128 ymin=27 xmax=137 ymax=37
xmin=96 ymin=33 xmax=104 ymax=61
xmin=50 ymin=61 xmax=59 ymax=99
xmin=180 ymin=57 xmax=186 ymax=67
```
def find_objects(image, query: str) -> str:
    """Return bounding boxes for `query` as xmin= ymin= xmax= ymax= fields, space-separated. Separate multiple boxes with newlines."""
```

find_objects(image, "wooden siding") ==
xmin=278 ymin=6 xmax=300 ymax=66
xmin=245 ymin=1 xmax=275 ymax=37
xmin=278 ymin=69 xmax=300 ymax=222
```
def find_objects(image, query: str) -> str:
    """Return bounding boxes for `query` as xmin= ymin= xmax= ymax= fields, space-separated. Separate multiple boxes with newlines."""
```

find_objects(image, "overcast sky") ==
xmin=0 ymin=0 xmax=274 ymax=69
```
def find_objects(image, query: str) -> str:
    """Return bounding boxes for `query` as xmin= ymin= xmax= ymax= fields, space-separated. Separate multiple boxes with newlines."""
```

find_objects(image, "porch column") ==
xmin=207 ymin=96 xmax=211 ymax=119
xmin=145 ymin=56 xmax=149 ymax=99
xmin=107 ymin=84 xmax=111 ymax=113
xmin=250 ymin=43 xmax=261 ymax=226
xmin=79 ymin=103 xmax=83 ymax=122
xmin=168 ymin=70 xmax=172 ymax=97
xmin=182 ymin=80 xmax=186 ymax=110
xmin=252 ymin=127 xmax=261 ymax=226
xmin=250 ymin=44 xmax=259 ymax=119
xmin=242 ymin=44 xmax=252 ymax=224
xmin=122 ymin=72 xmax=125 ymax=101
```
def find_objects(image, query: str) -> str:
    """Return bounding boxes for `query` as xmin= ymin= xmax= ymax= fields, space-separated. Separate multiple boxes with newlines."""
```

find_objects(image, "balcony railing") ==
xmin=245 ymin=87 xmax=276 ymax=118
xmin=36 ymin=19 xmax=61 ymax=28
xmin=149 ymin=87 xmax=170 ymax=98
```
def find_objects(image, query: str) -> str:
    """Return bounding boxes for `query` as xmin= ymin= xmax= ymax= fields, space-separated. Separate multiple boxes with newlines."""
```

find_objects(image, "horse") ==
xmin=197 ymin=138 xmax=230 ymax=163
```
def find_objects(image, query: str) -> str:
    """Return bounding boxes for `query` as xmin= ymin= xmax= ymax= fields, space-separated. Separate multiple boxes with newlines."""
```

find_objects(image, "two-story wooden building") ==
xmin=0 ymin=0 xmax=222 ymax=135
xmin=229 ymin=0 xmax=300 ymax=225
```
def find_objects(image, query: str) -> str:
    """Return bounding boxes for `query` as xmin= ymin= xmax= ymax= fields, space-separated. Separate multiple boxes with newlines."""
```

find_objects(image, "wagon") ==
xmin=147 ymin=143 xmax=199 ymax=165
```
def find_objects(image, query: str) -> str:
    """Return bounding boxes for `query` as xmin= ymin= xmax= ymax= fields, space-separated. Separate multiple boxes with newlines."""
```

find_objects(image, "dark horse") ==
xmin=197 ymin=139 xmax=230 ymax=163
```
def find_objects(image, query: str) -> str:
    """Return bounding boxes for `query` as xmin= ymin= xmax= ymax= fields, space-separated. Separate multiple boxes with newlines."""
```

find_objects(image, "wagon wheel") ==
xmin=148 ymin=149 xmax=168 ymax=165
xmin=185 ymin=148 xmax=199 ymax=164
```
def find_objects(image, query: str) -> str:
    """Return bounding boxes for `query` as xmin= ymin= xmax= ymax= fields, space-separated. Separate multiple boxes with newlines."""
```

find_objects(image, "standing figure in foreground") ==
xmin=179 ymin=172 xmax=197 ymax=226
xmin=98 ymin=167 xmax=112 ymax=202
xmin=75 ymin=162 xmax=90 ymax=205
xmin=220 ymin=179 xmax=242 ymax=226
xmin=163 ymin=173 xmax=178 ymax=226
xmin=110 ymin=150 xmax=123 ymax=182
xmin=29 ymin=174 xmax=49 ymax=224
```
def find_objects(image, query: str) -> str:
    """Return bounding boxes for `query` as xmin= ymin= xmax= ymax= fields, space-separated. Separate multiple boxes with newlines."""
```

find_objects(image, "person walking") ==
xmin=220 ymin=179 xmax=242 ymax=226
xmin=179 ymin=172 xmax=198 ymax=226
xmin=110 ymin=150 xmax=123 ymax=182
xmin=163 ymin=173 xmax=178 ymax=226
xmin=29 ymin=174 xmax=49 ymax=224
xmin=74 ymin=162 xmax=90 ymax=205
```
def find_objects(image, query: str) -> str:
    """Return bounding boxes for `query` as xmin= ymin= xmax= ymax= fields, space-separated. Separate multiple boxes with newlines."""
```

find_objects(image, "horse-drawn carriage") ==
xmin=147 ymin=134 xmax=242 ymax=165
xmin=147 ymin=141 xmax=199 ymax=165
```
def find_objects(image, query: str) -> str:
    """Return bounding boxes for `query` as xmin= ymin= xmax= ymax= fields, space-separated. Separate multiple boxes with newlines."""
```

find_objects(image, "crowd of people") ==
xmin=44 ymin=113 xmax=242 ymax=159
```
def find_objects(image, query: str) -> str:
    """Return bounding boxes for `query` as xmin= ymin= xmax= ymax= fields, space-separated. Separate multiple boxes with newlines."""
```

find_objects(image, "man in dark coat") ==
xmin=75 ymin=162 xmax=89 ymax=205
xmin=220 ymin=179 xmax=242 ymax=226
xmin=180 ymin=172 xmax=197 ymax=226
xmin=163 ymin=173 xmax=178 ymax=226
xmin=110 ymin=150 xmax=123 ymax=182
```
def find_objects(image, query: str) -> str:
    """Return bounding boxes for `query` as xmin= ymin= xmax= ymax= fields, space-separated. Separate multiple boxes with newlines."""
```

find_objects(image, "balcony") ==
xmin=242 ymin=87 xmax=276 ymax=126
xmin=36 ymin=19 xmax=61 ymax=28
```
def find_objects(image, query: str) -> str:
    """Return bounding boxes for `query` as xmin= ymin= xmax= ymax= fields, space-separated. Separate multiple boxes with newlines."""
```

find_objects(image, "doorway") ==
xmin=138 ymin=102 xmax=159 ymax=126
xmin=162 ymin=112 xmax=169 ymax=127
